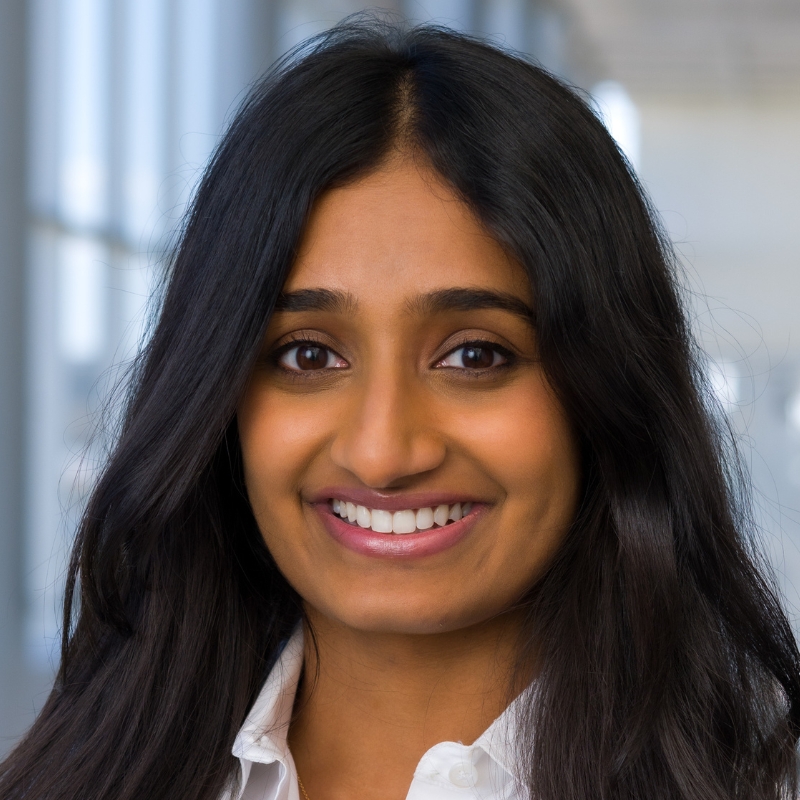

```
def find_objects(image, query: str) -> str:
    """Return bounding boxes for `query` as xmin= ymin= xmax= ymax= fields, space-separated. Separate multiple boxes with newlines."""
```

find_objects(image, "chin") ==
xmin=316 ymin=595 xmax=501 ymax=636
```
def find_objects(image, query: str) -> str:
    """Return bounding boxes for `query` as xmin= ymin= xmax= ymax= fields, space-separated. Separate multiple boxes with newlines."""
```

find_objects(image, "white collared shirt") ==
xmin=227 ymin=627 xmax=526 ymax=800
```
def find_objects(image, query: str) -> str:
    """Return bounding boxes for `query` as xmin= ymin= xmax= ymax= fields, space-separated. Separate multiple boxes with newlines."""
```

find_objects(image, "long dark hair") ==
xmin=2 ymin=19 xmax=798 ymax=800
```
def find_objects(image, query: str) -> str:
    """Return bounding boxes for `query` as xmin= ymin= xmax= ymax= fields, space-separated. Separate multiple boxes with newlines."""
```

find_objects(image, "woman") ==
xmin=2 ymin=20 xmax=798 ymax=800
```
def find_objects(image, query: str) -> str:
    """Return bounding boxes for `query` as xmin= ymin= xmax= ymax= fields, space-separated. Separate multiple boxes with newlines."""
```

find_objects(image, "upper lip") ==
xmin=306 ymin=487 xmax=484 ymax=512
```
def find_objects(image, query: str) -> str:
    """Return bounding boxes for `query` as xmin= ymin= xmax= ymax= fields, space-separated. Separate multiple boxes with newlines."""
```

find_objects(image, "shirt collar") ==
xmin=232 ymin=625 xmax=305 ymax=765
xmin=471 ymin=690 xmax=525 ymax=779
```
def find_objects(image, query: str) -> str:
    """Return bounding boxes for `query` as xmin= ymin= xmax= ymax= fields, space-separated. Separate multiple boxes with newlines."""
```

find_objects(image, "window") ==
xmin=24 ymin=0 xmax=275 ymax=666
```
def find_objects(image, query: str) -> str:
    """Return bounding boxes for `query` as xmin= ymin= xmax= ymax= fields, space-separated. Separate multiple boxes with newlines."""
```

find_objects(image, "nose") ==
xmin=329 ymin=364 xmax=446 ymax=489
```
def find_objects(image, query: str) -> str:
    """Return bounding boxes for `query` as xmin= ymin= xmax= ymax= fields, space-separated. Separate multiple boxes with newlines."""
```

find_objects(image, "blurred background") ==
xmin=1 ymin=0 xmax=799 ymax=754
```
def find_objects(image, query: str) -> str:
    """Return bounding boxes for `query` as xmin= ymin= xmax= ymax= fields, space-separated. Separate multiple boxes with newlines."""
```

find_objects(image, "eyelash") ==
xmin=270 ymin=336 xmax=516 ymax=376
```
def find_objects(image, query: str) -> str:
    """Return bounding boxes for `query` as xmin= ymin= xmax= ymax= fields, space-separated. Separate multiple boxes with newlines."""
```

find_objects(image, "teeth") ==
xmin=331 ymin=500 xmax=475 ymax=534
xmin=370 ymin=509 xmax=393 ymax=533
xmin=415 ymin=507 xmax=434 ymax=530
xmin=433 ymin=504 xmax=450 ymax=527
xmin=392 ymin=510 xmax=416 ymax=534
xmin=356 ymin=505 xmax=371 ymax=528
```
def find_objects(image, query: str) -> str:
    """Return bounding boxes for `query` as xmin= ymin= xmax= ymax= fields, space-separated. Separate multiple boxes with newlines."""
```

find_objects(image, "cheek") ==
xmin=469 ymin=376 xmax=576 ymax=480
xmin=237 ymin=386 xmax=326 ymax=519
xmin=454 ymin=376 xmax=580 ymax=558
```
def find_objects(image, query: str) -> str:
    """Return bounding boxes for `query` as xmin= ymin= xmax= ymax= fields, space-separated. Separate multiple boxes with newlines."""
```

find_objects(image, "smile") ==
xmin=330 ymin=499 xmax=473 ymax=534
xmin=317 ymin=494 xmax=484 ymax=558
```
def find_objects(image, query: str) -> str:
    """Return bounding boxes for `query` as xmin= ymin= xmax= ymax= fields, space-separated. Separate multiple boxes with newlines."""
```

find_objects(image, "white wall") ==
xmin=640 ymin=97 xmax=800 ymax=357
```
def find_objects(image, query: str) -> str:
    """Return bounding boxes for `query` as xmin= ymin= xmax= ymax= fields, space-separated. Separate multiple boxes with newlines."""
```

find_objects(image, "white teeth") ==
xmin=392 ymin=510 xmax=417 ymax=534
xmin=370 ymin=509 xmax=393 ymax=533
xmin=433 ymin=504 xmax=450 ymax=527
xmin=356 ymin=505 xmax=371 ymax=528
xmin=331 ymin=500 xmax=475 ymax=533
xmin=415 ymin=507 xmax=434 ymax=530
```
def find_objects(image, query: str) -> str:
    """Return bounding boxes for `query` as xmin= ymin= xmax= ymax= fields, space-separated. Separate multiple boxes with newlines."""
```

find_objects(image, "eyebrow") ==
xmin=274 ymin=286 xmax=535 ymax=324
xmin=274 ymin=288 xmax=357 ymax=314
xmin=406 ymin=288 xmax=535 ymax=324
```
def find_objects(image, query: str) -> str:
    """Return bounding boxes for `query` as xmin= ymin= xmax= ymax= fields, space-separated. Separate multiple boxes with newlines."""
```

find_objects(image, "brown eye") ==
xmin=436 ymin=342 xmax=509 ymax=371
xmin=277 ymin=343 xmax=347 ymax=372
xmin=296 ymin=346 xmax=327 ymax=370
xmin=460 ymin=346 xmax=494 ymax=369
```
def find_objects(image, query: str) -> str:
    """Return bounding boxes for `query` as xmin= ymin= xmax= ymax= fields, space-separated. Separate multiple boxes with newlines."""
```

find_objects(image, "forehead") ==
xmin=282 ymin=158 xmax=530 ymax=303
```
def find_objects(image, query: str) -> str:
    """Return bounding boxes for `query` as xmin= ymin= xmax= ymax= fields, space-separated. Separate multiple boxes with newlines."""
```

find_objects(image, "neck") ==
xmin=287 ymin=608 xmax=529 ymax=800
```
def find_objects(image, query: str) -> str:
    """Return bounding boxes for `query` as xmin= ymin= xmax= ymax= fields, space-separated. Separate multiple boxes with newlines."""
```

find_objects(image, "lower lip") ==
xmin=316 ymin=503 xmax=484 ymax=559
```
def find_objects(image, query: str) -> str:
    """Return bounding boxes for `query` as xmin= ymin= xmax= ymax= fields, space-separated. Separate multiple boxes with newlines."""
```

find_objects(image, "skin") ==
xmin=237 ymin=155 xmax=581 ymax=800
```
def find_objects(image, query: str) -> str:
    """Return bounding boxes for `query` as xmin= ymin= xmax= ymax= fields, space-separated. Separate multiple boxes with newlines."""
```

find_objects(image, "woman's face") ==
xmin=238 ymin=158 xmax=580 ymax=635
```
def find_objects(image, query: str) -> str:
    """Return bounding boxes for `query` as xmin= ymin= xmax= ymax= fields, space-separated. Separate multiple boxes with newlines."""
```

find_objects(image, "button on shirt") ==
xmin=227 ymin=627 xmax=525 ymax=800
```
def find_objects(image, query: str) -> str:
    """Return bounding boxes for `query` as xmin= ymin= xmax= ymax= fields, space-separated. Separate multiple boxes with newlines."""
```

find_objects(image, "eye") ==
xmin=435 ymin=342 xmax=510 ymax=370
xmin=277 ymin=343 xmax=348 ymax=372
